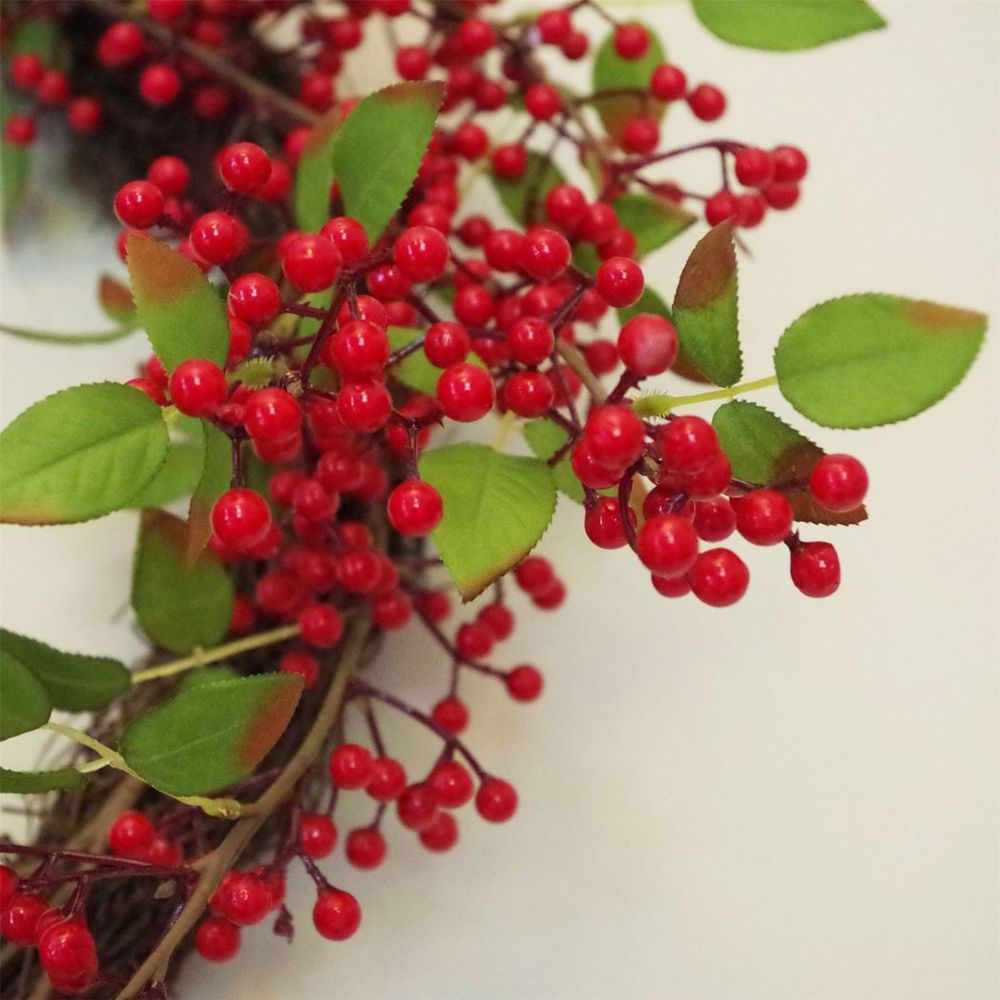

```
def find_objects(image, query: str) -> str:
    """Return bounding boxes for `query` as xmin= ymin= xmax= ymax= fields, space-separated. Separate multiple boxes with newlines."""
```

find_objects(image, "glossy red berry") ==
xmin=733 ymin=489 xmax=794 ymax=546
xmin=537 ymin=9 xmax=572 ymax=44
xmin=650 ymin=64 xmax=687 ymax=101
xmin=2 ymin=894 xmax=49 ymax=945
xmin=387 ymin=480 xmax=443 ymax=537
xmin=456 ymin=621 xmax=494 ymax=660
xmin=810 ymin=454 xmax=868 ymax=512
xmin=320 ymin=216 xmax=369 ymax=264
xmin=346 ymin=828 xmax=386 ymax=869
xmin=614 ymin=23 xmax=649 ymax=60
xmin=693 ymin=497 xmax=736 ymax=542
xmin=336 ymin=380 xmax=393 ymax=433
xmin=545 ymin=183 xmax=587 ymax=228
xmin=734 ymin=147 xmax=774 ymax=188
xmin=211 ymin=489 xmax=271 ymax=552
xmin=282 ymin=233 xmax=341 ymax=292
xmin=504 ymin=371 xmax=554 ymax=418
xmin=168 ymin=359 xmax=227 ymax=417
xmin=491 ymin=143 xmax=528 ymax=179
xmin=637 ymin=514 xmax=699 ymax=577
xmin=393 ymin=225 xmax=450 ymax=282
xmin=108 ymin=811 xmax=155 ymax=860
xmin=424 ymin=322 xmax=470 ymax=368
xmin=772 ymin=145 xmax=809 ymax=182
xmin=326 ymin=320 xmax=389 ymax=379
xmin=37 ymin=919 xmax=98 ymax=994
xmin=585 ymin=405 xmax=646 ymax=468
xmin=245 ymin=388 xmax=301 ymax=442
xmin=367 ymin=757 xmax=407 ymax=802
xmin=196 ymin=917 xmax=241 ymax=962
xmin=507 ymin=317 xmax=555 ymax=367
xmin=533 ymin=578 xmax=566 ymax=610
xmin=524 ymin=83 xmax=561 ymax=120
xmin=681 ymin=450 xmax=732 ymax=500
xmin=139 ymin=63 xmax=181 ymax=106
xmin=190 ymin=211 xmax=247 ymax=265
xmin=651 ymin=573 xmax=691 ymax=598
xmin=763 ymin=181 xmax=801 ymax=210
xmin=420 ymin=812 xmax=459 ymax=852
xmin=514 ymin=556 xmax=554 ymax=594
xmin=312 ymin=888 xmax=361 ymax=941
xmin=218 ymin=142 xmax=271 ymax=193
xmin=688 ymin=84 xmax=726 ymax=121
xmin=622 ymin=116 xmax=660 ymax=154
xmin=506 ymin=665 xmax=544 ymax=702
xmin=0 ymin=866 xmax=18 ymax=907
xmin=520 ymin=227 xmax=571 ymax=281
xmin=396 ymin=44 xmax=431 ymax=80
xmin=790 ymin=541 xmax=841 ymax=598
xmin=297 ymin=814 xmax=337 ymax=859
xmin=596 ymin=257 xmax=644 ymax=308
xmin=687 ymin=548 xmax=749 ymax=607
xmin=432 ymin=696 xmax=469 ymax=735
xmin=705 ymin=190 xmax=738 ymax=226
xmin=618 ymin=313 xmax=678 ymax=376
xmin=426 ymin=760 xmax=474 ymax=809
xmin=437 ymin=363 xmax=495 ymax=422
xmin=146 ymin=155 xmax=189 ymax=196
xmin=475 ymin=778 xmax=518 ymax=823
xmin=114 ymin=181 xmax=164 ymax=229
xmin=658 ymin=415 xmax=719 ymax=472
xmin=211 ymin=872 xmax=270 ymax=926
xmin=299 ymin=603 xmax=343 ymax=648
xmin=735 ymin=192 xmax=767 ymax=228
xmin=329 ymin=743 xmax=374 ymax=790
xmin=397 ymin=784 xmax=440 ymax=831
xmin=584 ymin=496 xmax=632 ymax=550
xmin=227 ymin=273 xmax=281 ymax=326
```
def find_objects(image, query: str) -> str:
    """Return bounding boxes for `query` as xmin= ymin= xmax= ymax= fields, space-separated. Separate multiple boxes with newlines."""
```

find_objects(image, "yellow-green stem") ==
xmin=635 ymin=374 xmax=778 ymax=416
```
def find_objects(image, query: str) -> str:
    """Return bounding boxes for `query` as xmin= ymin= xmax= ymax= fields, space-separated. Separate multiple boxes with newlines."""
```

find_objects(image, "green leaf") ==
xmin=333 ymin=81 xmax=445 ymax=242
xmin=672 ymin=223 xmax=742 ymax=387
xmin=229 ymin=358 xmax=280 ymax=388
xmin=712 ymin=401 xmax=867 ymax=525
xmin=387 ymin=326 xmax=486 ymax=396
xmin=612 ymin=193 xmax=696 ymax=259
xmin=98 ymin=275 xmax=137 ymax=326
xmin=0 ymin=649 xmax=51 ymax=740
xmin=294 ymin=106 xmax=345 ymax=232
xmin=491 ymin=151 xmax=567 ymax=227
xmin=592 ymin=20 xmax=667 ymax=145
xmin=692 ymin=0 xmax=885 ymax=51
xmin=119 ymin=673 xmax=303 ymax=796
xmin=126 ymin=234 xmax=229 ymax=373
xmin=774 ymin=294 xmax=987 ymax=428
xmin=419 ymin=444 xmax=557 ymax=600
xmin=0 ymin=767 xmax=85 ymax=794
xmin=0 ymin=383 xmax=169 ymax=525
xmin=129 ymin=441 xmax=204 ymax=509
xmin=132 ymin=510 xmax=234 ymax=655
xmin=179 ymin=665 xmax=238 ymax=691
xmin=186 ymin=423 xmax=233 ymax=563
xmin=523 ymin=419 xmax=584 ymax=504
xmin=620 ymin=286 xmax=710 ymax=385
xmin=1 ymin=126 xmax=31 ymax=229
xmin=0 ymin=630 xmax=130 ymax=711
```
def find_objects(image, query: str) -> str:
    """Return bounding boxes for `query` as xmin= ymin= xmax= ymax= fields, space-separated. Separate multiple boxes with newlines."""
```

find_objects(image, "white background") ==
xmin=1 ymin=2 xmax=998 ymax=998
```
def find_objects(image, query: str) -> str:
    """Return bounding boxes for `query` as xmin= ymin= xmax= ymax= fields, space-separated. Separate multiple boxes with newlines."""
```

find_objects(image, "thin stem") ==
xmin=645 ymin=374 xmax=778 ymax=413
xmin=130 ymin=624 xmax=300 ymax=684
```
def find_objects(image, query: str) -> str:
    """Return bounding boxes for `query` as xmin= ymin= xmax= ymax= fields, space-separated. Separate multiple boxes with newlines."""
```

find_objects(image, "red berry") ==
xmin=147 ymin=155 xmax=189 ymax=196
xmin=693 ymin=496 xmax=736 ymax=542
xmin=688 ymin=84 xmax=726 ymax=121
xmin=218 ymin=142 xmax=271 ymax=193
xmin=298 ymin=603 xmax=343 ymax=648
xmin=790 ymin=541 xmax=841 ymax=598
xmin=4 ymin=115 xmax=35 ymax=146
xmin=456 ymin=621 xmax=493 ymax=660
xmin=520 ymin=227 xmax=571 ymax=281
xmin=196 ymin=917 xmax=241 ymax=962
xmin=735 ymin=192 xmax=767 ymax=228
xmin=420 ymin=812 xmax=459 ymax=852
xmin=585 ymin=405 xmax=646 ymax=468
xmin=650 ymin=64 xmax=687 ymax=102
xmin=475 ymin=778 xmax=518 ymax=822
xmin=733 ymin=489 xmax=794 ymax=546
xmin=396 ymin=44 xmax=431 ymax=80
xmin=108 ymin=811 xmax=155 ymax=860
xmin=537 ymin=9 xmax=572 ymax=44
xmin=682 ymin=450 xmax=732 ymax=500
xmin=282 ymin=233 xmax=341 ymax=292
xmin=426 ymin=760 xmax=474 ymax=808
xmin=346 ymin=828 xmax=386 ymax=869
xmin=387 ymin=480 xmax=443 ymax=537
xmin=337 ymin=379 xmax=393 ymax=433
xmin=658 ymin=415 xmax=719 ymax=472
xmin=329 ymin=743 xmax=374 ymax=790
xmin=97 ymin=22 xmax=145 ymax=67
xmin=228 ymin=273 xmax=281 ymax=326
xmin=506 ymin=665 xmax=544 ymax=702
xmin=809 ymin=454 xmax=868 ymax=512
xmin=211 ymin=488 xmax=271 ymax=552
xmin=374 ymin=590 xmax=413 ymax=630
xmin=578 ymin=202 xmax=618 ymax=244
xmin=763 ymin=181 xmax=801 ymax=210
xmin=0 ymin=866 xmax=18 ymax=907
xmin=622 ymin=116 xmax=659 ymax=154
xmin=312 ymin=888 xmax=361 ymax=941
xmin=437 ymin=363 xmax=495 ymax=422
xmin=705 ymin=190 xmax=738 ymax=226
xmin=614 ymin=23 xmax=649 ymax=60
xmin=505 ymin=371 xmax=554 ymax=418
xmin=148 ymin=0 xmax=186 ymax=23
xmin=139 ymin=63 xmax=181 ymax=106
xmin=211 ymin=871 xmax=271 ymax=926
xmin=190 ymin=211 xmax=247 ymax=265
xmin=367 ymin=757 xmax=408 ymax=802
xmin=300 ymin=814 xmax=337 ymax=859
xmin=584 ymin=496 xmax=633 ymax=550
xmin=67 ymin=96 xmax=102 ymax=133
xmin=524 ymin=83 xmax=561 ymax=121
xmin=484 ymin=228 xmax=526 ymax=271
xmin=10 ymin=53 xmax=45 ymax=90
xmin=507 ymin=317 xmax=554 ymax=367
xmin=596 ymin=257 xmax=644 ymax=308
xmin=1 ymin=894 xmax=49 ymax=945
xmin=687 ymin=548 xmax=749 ymax=607
xmin=545 ymin=183 xmax=587 ymax=228
xmin=168 ymin=359 xmax=227 ymax=417
xmin=637 ymin=514 xmax=699 ymax=577
xmin=514 ymin=556 xmax=554 ymax=594
xmin=37 ymin=918 xmax=98 ymax=994
xmin=245 ymin=387 xmax=301 ymax=441
xmin=326 ymin=320 xmax=389 ymax=379
xmin=734 ymin=147 xmax=774 ymax=188
xmin=454 ymin=285 xmax=494 ymax=326
xmin=618 ymin=313 xmax=678 ymax=376
xmin=532 ymin=578 xmax=566 ymax=610
xmin=393 ymin=225 xmax=450 ymax=282
xmin=114 ymin=181 xmax=164 ymax=229
xmin=491 ymin=143 xmax=527 ymax=179
xmin=772 ymin=145 xmax=809 ymax=182
xmin=424 ymin=322 xmax=470 ymax=368
xmin=432 ymin=696 xmax=469 ymax=735
xmin=397 ymin=784 xmax=440 ymax=831
xmin=651 ymin=573 xmax=691 ymax=598
xmin=36 ymin=70 xmax=69 ymax=105
xmin=319 ymin=217 xmax=368 ymax=264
